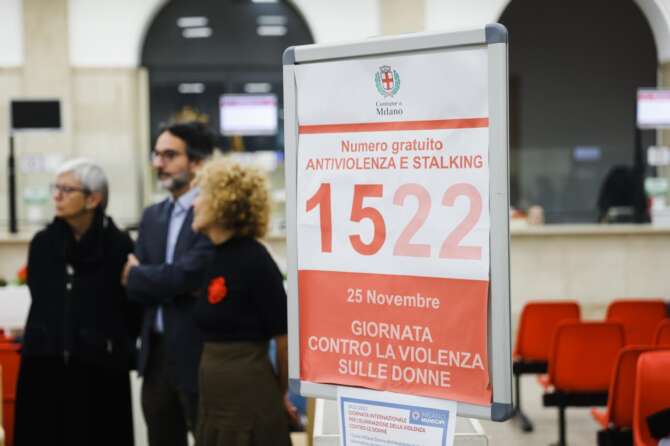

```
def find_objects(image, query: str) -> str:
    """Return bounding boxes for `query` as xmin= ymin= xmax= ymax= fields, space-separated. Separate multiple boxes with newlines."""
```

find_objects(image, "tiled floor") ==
xmin=480 ymin=375 xmax=602 ymax=445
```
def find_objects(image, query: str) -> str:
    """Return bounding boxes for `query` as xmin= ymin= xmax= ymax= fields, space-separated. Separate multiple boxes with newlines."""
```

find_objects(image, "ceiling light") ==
xmin=257 ymin=25 xmax=287 ymax=36
xmin=177 ymin=17 xmax=208 ymax=28
xmin=257 ymin=15 xmax=287 ymax=26
xmin=182 ymin=27 xmax=212 ymax=39
xmin=244 ymin=83 xmax=272 ymax=94
xmin=178 ymin=83 xmax=206 ymax=94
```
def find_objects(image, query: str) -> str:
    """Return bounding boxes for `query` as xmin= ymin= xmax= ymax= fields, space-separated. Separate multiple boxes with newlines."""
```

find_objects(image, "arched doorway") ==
xmin=499 ymin=0 xmax=657 ymax=222
xmin=141 ymin=0 xmax=314 ymax=152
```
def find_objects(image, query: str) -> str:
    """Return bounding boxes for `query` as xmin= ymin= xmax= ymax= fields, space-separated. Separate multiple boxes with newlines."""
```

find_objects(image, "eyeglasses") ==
xmin=50 ymin=184 xmax=89 ymax=195
xmin=152 ymin=149 xmax=185 ymax=162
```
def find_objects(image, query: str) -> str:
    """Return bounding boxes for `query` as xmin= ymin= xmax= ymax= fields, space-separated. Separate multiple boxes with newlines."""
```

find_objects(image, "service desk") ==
xmin=2 ymin=224 xmax=670 ymax=324
xmin=509 ymin=224 xmax=670 ymax=319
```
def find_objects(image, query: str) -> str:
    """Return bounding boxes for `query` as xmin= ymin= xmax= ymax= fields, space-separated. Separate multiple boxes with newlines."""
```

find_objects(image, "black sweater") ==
xmin=22 ymin=211 xmax=141 ymax=371
xmin=194 ymin=237 xmax=287 ymax=342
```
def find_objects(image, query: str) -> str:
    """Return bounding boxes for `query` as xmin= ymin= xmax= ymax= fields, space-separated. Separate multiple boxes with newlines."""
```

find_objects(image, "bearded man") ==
xmin=122 ymin=121 xmax=215 ymax=446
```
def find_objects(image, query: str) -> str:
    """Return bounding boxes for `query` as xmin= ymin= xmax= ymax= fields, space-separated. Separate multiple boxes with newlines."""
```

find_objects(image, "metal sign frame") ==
xmin=283 ymin=24 xmax=512 ymax=421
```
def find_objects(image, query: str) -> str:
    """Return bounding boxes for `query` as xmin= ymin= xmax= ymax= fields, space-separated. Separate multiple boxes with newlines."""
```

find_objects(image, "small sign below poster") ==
xmin=338 ymin=387 xmax=457 ymax=446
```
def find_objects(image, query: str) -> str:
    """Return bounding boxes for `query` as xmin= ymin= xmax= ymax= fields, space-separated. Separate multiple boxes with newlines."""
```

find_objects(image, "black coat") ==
xmin=127 ymin=198 xmax=213 ymax=392
xmin=22 ymin=211 xmax=141 ymax=370
xmin=15 ymin=211 xmax=140 ymax=445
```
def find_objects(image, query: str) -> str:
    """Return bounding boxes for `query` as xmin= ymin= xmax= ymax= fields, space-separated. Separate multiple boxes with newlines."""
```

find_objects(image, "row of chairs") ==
xmin=513 ymin=299 xmax=670 ymax=446
xmin=592 ymin=347 xmax=670 ymax=446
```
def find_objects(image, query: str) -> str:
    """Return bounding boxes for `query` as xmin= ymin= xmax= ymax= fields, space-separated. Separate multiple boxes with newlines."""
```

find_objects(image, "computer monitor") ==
xmin=637 ymin=89 xmax=670 ymax=129
xmin=10 ymin=100 xmax=62 ymax=131
xmin=219 ymin=94 xmax=277 ymax=136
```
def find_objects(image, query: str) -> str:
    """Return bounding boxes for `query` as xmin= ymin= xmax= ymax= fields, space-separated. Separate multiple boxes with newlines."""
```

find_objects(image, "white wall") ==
xmin=0 ymin=0 xmax=24 ymax=66
xmin=3 ymin=0 xmax=669 ymax=67
xmin=68 ymin=0 xmax=165 ymax=67
xmin=425 ymin=0 xmax=506 ymax=32
xmin=636 ymin=0 xmax=670 ymax=62
xmin=291 ymin=0 xmax=379 ymax=43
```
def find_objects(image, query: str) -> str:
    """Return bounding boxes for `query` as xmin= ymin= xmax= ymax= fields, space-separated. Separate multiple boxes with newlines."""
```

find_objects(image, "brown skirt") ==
xmin=195 ymin=341 xmax=291 ymax=446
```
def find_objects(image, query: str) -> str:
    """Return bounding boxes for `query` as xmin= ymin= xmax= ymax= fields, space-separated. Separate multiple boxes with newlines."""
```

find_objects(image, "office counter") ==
xmin=3 ymin=224 xmax=670 ymax=322
xmin=508 ymin=224 xmax=670 ymax=319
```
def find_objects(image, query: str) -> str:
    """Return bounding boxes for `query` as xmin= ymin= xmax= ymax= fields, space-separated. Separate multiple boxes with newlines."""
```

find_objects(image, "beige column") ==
xmin=23 ymin=0 xmax=69 ymax=94
xmin=379 ymin=0 xmax=425 ymax=36
xmin=21 ymin=0 xmax=73 ymax=151
xmin=70 ymin=67 xmax=147 ymax=225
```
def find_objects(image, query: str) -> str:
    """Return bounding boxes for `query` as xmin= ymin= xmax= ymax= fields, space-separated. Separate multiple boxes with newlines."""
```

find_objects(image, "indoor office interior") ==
xmin=1 ymin=0 xmax=670 ymax=445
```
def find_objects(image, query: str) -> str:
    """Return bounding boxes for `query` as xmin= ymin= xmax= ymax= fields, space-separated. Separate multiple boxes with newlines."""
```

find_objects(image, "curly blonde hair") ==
xmin=196 ymin=158 xmax=270 ymax=238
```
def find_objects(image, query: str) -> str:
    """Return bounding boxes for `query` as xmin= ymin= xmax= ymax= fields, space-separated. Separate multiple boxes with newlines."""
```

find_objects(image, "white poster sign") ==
xmin=284 ymin=25 xmax=513 ymax=421
xmin=294 ymin=47 xmax=492 ymax=405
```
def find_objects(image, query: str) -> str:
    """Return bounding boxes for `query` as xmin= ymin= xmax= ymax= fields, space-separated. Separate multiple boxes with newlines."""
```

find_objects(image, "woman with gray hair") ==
xmin=14 ymin=158 xmax=141 ymax=446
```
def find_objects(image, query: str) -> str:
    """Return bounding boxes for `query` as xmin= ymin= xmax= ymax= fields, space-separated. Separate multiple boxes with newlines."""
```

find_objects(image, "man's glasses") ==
xmin=50 ymin=184 xmax=89 ymax=195
xmin=152 ymin=149 xmax=185 ymax=162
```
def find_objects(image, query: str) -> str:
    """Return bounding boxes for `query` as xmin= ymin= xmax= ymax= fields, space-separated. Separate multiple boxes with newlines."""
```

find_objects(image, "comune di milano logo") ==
xmin=374 ymin=65 xmax=404 ymax=116
xmin=375 ymin=65 xmax=400 ymax=97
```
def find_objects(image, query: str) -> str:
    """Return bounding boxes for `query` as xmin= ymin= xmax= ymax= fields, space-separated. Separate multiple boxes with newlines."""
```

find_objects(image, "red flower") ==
xmin=208 ymin=276 xmax=227 ymax=304
xmin=17 ymin=264 xmax=27 ymax=285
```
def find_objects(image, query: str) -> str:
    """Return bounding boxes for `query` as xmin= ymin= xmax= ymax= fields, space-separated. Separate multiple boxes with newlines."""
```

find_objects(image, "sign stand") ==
xmin=8 ymin=133 xmax=17 ymax=233
xmin=283 ymin=24 xmax=512 ymax=422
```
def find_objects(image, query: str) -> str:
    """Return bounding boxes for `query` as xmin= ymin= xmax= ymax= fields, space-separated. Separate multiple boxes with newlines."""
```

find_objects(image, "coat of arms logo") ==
xmin=375 ymin=65 xmax=401 ymax=97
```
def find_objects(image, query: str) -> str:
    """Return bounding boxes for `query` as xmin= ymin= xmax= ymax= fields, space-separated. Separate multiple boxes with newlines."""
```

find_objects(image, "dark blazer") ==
xmin=22 ymin=212 xmax=140 ymax=370
xmin=127 ymin=197 xmax=213 ymax=392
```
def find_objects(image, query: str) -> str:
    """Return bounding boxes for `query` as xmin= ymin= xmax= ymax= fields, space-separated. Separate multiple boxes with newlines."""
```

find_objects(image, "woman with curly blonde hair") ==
xmin=191 ymin=158 xmax=296 ymax=446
